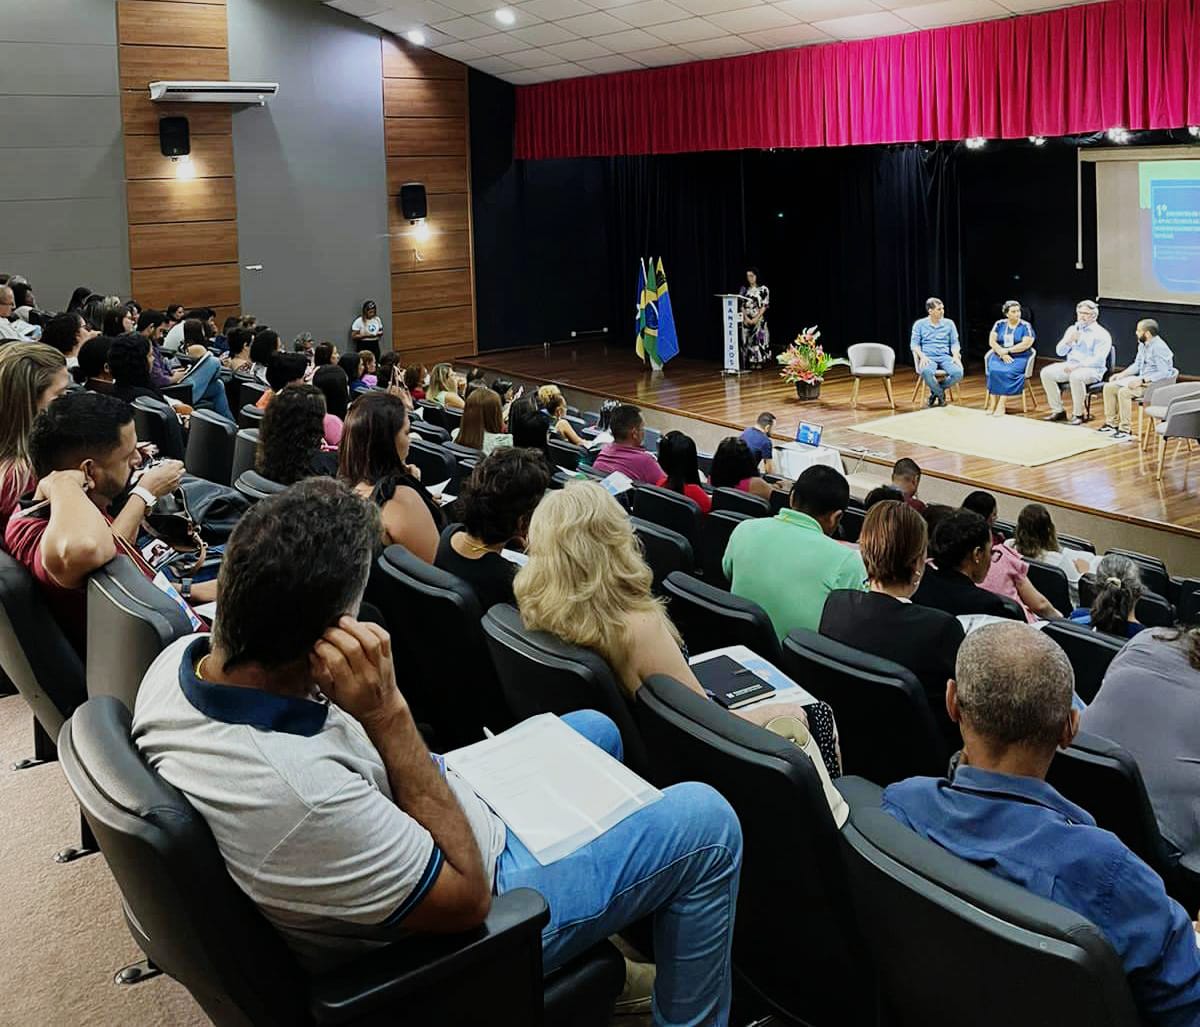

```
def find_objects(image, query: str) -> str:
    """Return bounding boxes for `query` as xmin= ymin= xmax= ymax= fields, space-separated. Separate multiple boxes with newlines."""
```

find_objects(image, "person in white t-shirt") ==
xmin=132 ymin=478 xmax=743 ymax=1022
xmin=351 ymin=300 xmax=383 ymax=357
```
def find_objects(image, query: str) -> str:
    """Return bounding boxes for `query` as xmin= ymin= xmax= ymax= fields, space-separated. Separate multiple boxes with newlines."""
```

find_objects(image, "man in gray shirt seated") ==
xmin=133 ymin=478 xmax=743 ymax=1025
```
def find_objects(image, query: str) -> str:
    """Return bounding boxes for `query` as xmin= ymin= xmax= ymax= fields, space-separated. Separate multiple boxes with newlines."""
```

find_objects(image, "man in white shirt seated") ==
xmin=0 ymin=286 xmax=26 ymax=342
xmin=1040 ymin=299 xmax=1112 ymax=425
xmin=132 ymin=478 xmax=743 ymax=1024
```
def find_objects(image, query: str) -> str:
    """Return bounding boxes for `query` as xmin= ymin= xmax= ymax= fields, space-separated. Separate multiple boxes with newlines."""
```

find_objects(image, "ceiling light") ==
xmin=494 ymin=7 xmax=516 ymax=24
xmin=172 ymin=155 xmax=196 ymax=180
xmin=406 ymin=28 xmax=427 ymax=45
xmin=1106 ymin=126 xmax=1131 ymax=143
xmin=1028 ymin=135 xmax=1046 ymax=146
xmin=1188 ymin=125 xmax=1200 ymax=138
xmin=964 ymin=137 xmax=987 ymax=150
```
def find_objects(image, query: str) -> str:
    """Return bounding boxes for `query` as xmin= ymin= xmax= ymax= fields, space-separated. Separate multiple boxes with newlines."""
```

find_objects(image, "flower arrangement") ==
xmin=776 ymin=326 xmax=847 ymax=385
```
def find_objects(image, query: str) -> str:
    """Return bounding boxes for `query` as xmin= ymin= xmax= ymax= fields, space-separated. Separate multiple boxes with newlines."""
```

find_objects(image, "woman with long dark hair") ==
xmin=656 ymin=430 xmax=711 ymax=513
xmin=738 ymin=266 xmax=770 ymax=369
xmin=710 ymin=437 xmax=774 ymax=501
xmin=339 ymin=351 xmax=369 ymax=395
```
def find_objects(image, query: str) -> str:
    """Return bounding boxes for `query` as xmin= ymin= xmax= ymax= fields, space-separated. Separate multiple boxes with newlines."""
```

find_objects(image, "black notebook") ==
xmin=692 ymin=654 xmax=776 ymax=709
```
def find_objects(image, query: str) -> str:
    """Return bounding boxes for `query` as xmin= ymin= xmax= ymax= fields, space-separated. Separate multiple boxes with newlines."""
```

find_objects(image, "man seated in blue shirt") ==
xmin=738 ymin=411 xmax=776 ymax=473
xmin=884 ymin=621 xmax=1200 ymax=1027
xmin=909 ymin=297 xmax=962 ymax=407
xmin=1099 ymin=318 xmax=1176 ymax=441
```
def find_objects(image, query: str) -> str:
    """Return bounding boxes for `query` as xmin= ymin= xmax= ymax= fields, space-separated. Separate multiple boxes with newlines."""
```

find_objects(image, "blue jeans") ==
xmin=917 ymin=351 xmax=963 ymax=398
xmin=186 ymin=358 xmax=233 ymax=420
xmin=495 ymin=710 xmax=742 ymax=1027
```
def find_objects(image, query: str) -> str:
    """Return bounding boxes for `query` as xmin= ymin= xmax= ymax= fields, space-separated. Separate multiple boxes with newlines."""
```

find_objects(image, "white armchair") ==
xmin=847 ymin=343 xmax=896 ymax=409
xmin=1155 ymin=397 xmax=1200 ymax=481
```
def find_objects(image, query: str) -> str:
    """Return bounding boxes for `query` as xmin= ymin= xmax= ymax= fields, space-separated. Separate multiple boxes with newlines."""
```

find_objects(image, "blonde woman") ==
xmin=428 ymin=362 xmax=464 ymax=410
xmin=536 ymin=384 xmax=586 ymax=446
xmin=514 ymin=482 xmax=841 ymax=776
xmin=0 ymin=343 xmax=70 ymax=534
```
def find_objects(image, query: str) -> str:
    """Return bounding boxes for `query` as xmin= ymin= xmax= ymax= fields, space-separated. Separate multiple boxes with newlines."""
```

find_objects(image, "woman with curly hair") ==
xmin=256 ymin=384 xmax=338 ymax=485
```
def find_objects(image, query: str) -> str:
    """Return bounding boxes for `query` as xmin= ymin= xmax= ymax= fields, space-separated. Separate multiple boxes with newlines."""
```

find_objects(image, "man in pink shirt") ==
xmin=592 ymin=405 xmax=665 ymax=483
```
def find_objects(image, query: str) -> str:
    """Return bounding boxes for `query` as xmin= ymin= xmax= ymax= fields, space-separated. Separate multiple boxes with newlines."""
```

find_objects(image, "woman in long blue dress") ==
xmin=986 ymin=300 xmax=1036 ymax=416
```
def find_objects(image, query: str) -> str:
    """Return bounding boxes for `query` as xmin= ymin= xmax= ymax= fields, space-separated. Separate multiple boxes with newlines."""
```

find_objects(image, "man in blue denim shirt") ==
xmin=910 ymin=297 xmax=962 ymax=407
xmin=1099 ymin=318 xmax=1176 ymax=441
xmin=884 ymin=622 xmax=1200 ymax=1027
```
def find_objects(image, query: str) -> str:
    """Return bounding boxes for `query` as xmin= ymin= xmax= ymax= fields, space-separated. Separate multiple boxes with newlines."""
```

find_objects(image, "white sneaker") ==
xmin=1097 ymin=424 xmax=1116 ymax=434
xmin=1112 ymin=430 xmax=1133 ymax=442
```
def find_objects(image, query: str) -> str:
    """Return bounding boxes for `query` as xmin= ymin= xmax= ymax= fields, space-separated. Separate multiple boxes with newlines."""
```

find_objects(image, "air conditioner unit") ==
xmin=148 ymin=81 xmax=279 ymax=105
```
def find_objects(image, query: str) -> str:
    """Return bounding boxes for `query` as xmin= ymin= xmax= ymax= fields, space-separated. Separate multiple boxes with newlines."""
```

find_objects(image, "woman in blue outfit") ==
xmin=985 ymin=300 xmax=1035 ymax=416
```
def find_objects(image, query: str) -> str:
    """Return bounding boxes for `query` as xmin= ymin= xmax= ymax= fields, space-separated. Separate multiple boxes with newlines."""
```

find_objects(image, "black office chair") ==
xmin=1104 ymin=548 xmax=1172 ymax=600
xmin=1078 ymin=575 xmax=1175 ymax=629
xmin=86 ymin=555 xmax=198 ymax=713
xmin=407 ymin=438 xmax=458 ymax=489
xmin=630 ymin=483 xmax=702 ymax=553
xmin=837 ymin=777 xmax=1140 ymax=1027
xmin=238 ymin=380 xmax=268 ymax=410
xmin=711 ymin=487 xmax=770 ymax=518
xmin=547 ymin=438 xmax=583 ymax=471
xmin=1081 ymin=345 xmax=1120 ymax=420
xmin=234 ymin=469 xmax=288 ymax=503
xmin=1047 ymin=731 xmax=1200 ymax=909
xmin=991 ymin=518 xmax=1016 ymax=541
xmin=368 ymin=545 xmax=511 ymax=750
xmin=482 ymin=604 xmax=651 ymax=778
xmin=416 ymin=399 xmax=445 ymax=428
xmin=630 ymin=517 xmax=694 ymax=595
xmin=132 ymin=396 xmax=186 ymax=460
xmin=1178 ymin=579 xmax=1200 ymax=626
xmin=237 ymin=403 xmax=264 ymax=429
xmin=441 ymin=407 xmax=463 ymax=433
xmin=635 ymin=676 xmax=874 ymax=1026
xmin=1041 ymin=619 xmax=1124 ymax=704
xmin=60 ymin=696 xmax=623 ymax=1026
xmin=0 ymin=549 xmax=94 ymax=860
xmin=444 ymin=440 xmax=482 ymax=463
xmin=1026 ymin=559 xmax=1073 ymax=616
xmin=410 ymin=417 xmax=450 ymax=444
xmin=697 ymin=451 xmax=713 ymax=476
xmin=699 ymin=509 xmax=751 ymax=587
xmin=661 ymin=572 xmax=782 ymax=663
xmin=231 ymin=428 xmax=259 ymax=483
xmin=184 ymin=409 xmax=238 ymax=486
xmin=839 ymin=504 xmax=866 ymax=544
xmin=781 ymin=629 xmax=946 ymax=785
xmin=1058 ymin=532 xmax=1096 ymax=554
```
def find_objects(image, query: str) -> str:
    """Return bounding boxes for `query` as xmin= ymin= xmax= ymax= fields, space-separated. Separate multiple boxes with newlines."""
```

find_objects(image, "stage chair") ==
xmin=184 ymin=409 xmax=238 ymax=486
xmin=482 ymin=604 xmax=652 ymax=778
xmin=909 ymin=368 xmax=957 ymax=405
xmin=780 ymin=628 xmax=946 ymax=786
xmin=837 ymin=778 xmax=1140 ymax=1027
xmin=1154 ymin=397 xmax=1200 ymax=481
xmin=847 ymin=343 xmax=895 ymax=409
xmin=634 ymin=675 xmax=876 ymax=1027
xmin=712 ymin=487 xmax=770 ymax=518
xmin=234 ymin=469 xmax=287 ymax=503
xmin=1134 ymin=374 xmax=1177 ymax=443
xmin=661 ymin=571 xmax=781 ymax=663
xmin=132 ymin=396 xmax=185 ymax=460
xmin=230 ymin=428 xmax=259 ymax=483
xmin=630 ymin=483 xmax=702 ymax=552
xmin=982 ymin=351 xmax=1039 ymax=414
xmin=369 ymin=545 xmax=511 ymax=749
xmin=59 ymin=696 xmax=623 ymax=1026
xmin=700 ymin=509 xmax=752 ymax=586
xmin=1081 ymin=346 xmax=1119 ymax=420
xmin=1026 ymin=560 xmax=1073 ymax=617
xmin=1141 ymin=382 xmax=1200 ymax=451
xmin=1040 ymin=620 xmax=1124 ymax=704
xmin=631 ymin=518 xmax=694 ymax=595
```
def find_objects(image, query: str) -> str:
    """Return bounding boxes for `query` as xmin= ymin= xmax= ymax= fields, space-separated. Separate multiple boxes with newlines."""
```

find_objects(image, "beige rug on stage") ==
xmin=853 ymin=405 xmax=1122 ymax=467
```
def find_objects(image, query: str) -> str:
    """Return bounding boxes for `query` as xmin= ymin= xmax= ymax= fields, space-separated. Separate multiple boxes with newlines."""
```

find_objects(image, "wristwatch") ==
xmin=130 ymin=485 xmax=157 ymax=510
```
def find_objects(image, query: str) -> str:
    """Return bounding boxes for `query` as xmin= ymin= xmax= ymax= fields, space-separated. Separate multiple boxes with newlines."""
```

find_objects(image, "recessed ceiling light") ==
xmin=1028 ymin=135 xmax=1046 ymax=146
xmin=495 ymin=7 xmax=516 ymax=25
xmin=964 ymin=136 xmax=986 ymax=150
xmin=1106 ymin=126 xmax=1131 ymax=143
xmin=406 ymin=28 xmax=427 ymax=45
xmin=1188 ymin=125 xmax=1200 ymax=138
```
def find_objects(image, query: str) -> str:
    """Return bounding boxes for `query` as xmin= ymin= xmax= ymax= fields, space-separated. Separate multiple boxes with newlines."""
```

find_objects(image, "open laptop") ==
xmin=794 ymin=421 xmax=823 ymax=447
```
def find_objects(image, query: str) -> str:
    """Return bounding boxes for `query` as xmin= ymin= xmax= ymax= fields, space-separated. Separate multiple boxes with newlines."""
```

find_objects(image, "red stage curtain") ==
xmin=513 ymin=0 xmax=1200 ymax=158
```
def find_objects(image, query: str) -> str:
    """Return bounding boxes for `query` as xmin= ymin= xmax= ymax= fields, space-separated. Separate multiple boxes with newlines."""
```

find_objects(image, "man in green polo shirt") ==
xmin=723 ymin=464 xmax=867 ymax=640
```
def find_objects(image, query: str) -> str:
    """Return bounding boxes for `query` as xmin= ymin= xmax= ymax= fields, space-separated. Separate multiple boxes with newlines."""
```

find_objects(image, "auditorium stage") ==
xmin=460 ymin=340 xmax=1200 ymax=556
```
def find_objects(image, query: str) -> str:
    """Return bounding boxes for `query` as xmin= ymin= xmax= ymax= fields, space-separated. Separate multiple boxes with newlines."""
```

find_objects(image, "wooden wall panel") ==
xmin=385 ymin=117 xmax=466 ymax=157
xmin=121 ymin=92 xmax=231 ymax=135
xmin=119 ymin=44 xmax=229 ymax=91
xmin=129 ymin=220 xmax=238 ymax=269
xmin=383 ymin=77 xmax=466 ymax=119
xmin=399 ymin=341 xmax=475 ymax=367
xmin=391 ymin=269 xmax=471 ymax=313
xmin=117 ymin=1 xmax=228 ymax=48
xmin=131 ymin=262 xmax=241 ymax=309
xmin=124 ymin=132 xmax=233 ymax=179
xmin=383 ymin=33 xmax=476 ymax=358
xmin=119 ymin=0 xmax=239 ymax=314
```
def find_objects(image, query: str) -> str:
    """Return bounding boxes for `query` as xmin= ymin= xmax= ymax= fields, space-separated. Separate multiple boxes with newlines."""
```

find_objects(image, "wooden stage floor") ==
xmin=462 ymin=341 xmax=1200 ymax=540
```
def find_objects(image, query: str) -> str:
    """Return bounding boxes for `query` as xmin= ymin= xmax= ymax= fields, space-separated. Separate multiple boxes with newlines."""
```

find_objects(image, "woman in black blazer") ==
xmin=821 ymin=500 xmax=964 ymax=749
xmin=912 ymin=508 xmax=1022 ymax=621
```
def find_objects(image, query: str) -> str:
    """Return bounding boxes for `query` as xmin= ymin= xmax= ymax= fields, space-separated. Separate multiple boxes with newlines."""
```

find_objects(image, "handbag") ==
xmin=120 ymin=476 xmax=250 ymax=576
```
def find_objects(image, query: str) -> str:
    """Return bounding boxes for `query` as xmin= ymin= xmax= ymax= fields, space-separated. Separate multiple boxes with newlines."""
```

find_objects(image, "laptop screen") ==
xmin=795 ymin=422 xmax=823 ymax=447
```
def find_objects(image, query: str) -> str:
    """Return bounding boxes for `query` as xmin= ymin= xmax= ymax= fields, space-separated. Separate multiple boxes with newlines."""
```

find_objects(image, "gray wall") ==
xmin=0 ymin=0 xmax=130 ymax=310
xmin=228 ymin=0 xmax=391 ymax=347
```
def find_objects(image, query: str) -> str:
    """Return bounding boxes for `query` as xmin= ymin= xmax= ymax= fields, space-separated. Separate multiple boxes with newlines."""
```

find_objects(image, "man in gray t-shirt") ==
xmin=133 ymin=479 xmax=743 ymax=1023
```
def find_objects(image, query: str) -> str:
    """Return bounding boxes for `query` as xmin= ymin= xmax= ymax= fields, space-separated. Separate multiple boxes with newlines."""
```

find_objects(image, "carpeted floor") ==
xmin=854 ymin=405 xmax=1121 ymax=467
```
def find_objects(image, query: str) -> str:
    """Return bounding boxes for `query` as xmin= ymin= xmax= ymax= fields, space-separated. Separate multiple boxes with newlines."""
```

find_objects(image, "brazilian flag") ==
xmin=635 ymin=258 xmax=661 ymax=366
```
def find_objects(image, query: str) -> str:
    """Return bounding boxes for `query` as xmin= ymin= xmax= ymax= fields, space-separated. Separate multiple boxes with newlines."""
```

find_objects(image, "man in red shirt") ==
xmin=891 ymin=457 xmax=926 ymax=515
xmin=3 ymin=391 xmax=213 ymax=655
xmin=591 ymin=405 xmax=664 ymax=484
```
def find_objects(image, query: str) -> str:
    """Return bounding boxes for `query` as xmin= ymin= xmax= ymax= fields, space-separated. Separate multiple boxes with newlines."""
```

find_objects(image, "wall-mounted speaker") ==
xmin=399 ymin=181 xmax=427 ymax=220
xmin=159 ymin=116 xmax=191 ymax=158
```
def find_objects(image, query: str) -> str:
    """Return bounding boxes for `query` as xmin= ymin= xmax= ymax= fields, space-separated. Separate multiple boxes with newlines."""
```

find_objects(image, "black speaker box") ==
xmin=399 ymin=181 xmax=428 ymax=220
xmin=158 ymin=116 xmax=191 ymax=158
